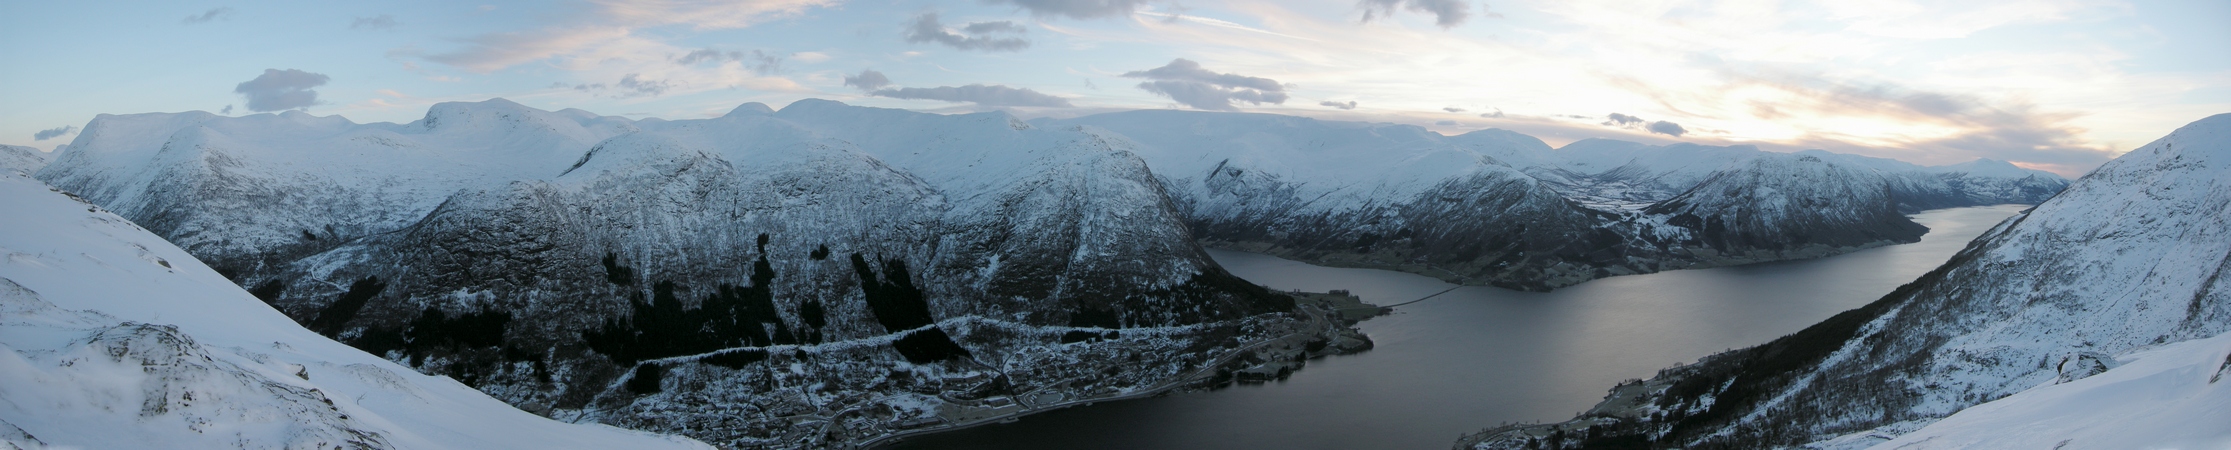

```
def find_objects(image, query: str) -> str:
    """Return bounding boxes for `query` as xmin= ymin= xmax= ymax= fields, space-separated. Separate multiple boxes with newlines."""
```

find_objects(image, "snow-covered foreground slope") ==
xmin=1459 ymin=113 xmax=2230 ymax=449
xmin=1866 ymin=330 xmax=2231 ymax=450
xmin=0 ymin=173 xmax=709 ymax=450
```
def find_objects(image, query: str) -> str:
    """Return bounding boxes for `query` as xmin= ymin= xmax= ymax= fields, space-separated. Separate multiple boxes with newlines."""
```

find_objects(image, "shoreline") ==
xmin=855 ymin=291 xmax=1384 ymax=449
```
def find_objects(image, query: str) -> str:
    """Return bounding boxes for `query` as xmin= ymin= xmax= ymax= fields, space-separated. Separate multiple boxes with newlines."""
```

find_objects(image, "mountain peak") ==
xmin=778 ymin=98 xmax=852 ymax=113
xmin=724 ymin=102 xmax=775 ymax=117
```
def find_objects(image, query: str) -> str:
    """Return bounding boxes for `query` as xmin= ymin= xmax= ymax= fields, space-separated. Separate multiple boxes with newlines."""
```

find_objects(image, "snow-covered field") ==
xmin=1868 ymin=330 xmax=2231 ymax=450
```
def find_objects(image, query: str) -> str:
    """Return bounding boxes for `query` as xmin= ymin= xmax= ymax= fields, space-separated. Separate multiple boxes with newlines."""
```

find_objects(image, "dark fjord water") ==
xmin=891 ymin=205 xmax=2026 ymax=450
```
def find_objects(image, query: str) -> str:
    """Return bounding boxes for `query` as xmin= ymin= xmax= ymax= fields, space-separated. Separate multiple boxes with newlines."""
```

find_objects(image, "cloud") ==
xmin=1121 ymin=58 xmax=1288 ymax=111
xmin=1596 ymin=112 xmax=1685 ymax=137
xmin=221 ymin=105 xmax=234 ymax=115
xmin=844 ymin=69 xmax=892 ymax=92
xmin=181 ymin=7 xmax=233 ymax=24
xmin=1358 ymin=0 xmax=1471 ymax=28
xmin=1707 ymin=70 xmax=2118 ymax=173
xmin=427 ymin=26 xmax=633 ymax=73
xmin=983 ymin=0 xmax=1154 ymax=20
xmin=1320 ymin=100 xmax=1357 ymax=110
xmin=1443 ymin=106 xmax=1465 ymax=113
xmin=616 ymin=74 xmax=671 ymax=97
xmin=1435 ymin=120 xmax=1457 ymax=126
xmin=33 ymin=126 xmax=75 ymax=141
xmin=233 ymin=69 xmax=330 ymax=112
xmin=871 ymin=85 xmax=1072 ymax=107
xmin=791 ymin=51 xmax=832 ymax=63
xmin=351 ymin=15 xmax=398 ymax=30
xmin=903 ymin=13 xmax=1030 ymax=52
xmin=569 ymin=73 xmax=674 ymax=98
xmin=1480 ymin=109 xmax=1504 ymax=118
xmin=676 ymin=48 xmax=784 ymax=75
xmin=423 ymin=0 xmax=835 ymax=73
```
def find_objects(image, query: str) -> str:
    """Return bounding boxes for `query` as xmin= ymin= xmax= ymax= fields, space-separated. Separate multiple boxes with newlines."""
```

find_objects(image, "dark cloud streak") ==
xmin=233 ymin=69 xmax=329 ymax=112
xmin=182 ymin=7 xmax=233 ymax=24
xmin=1121 ymin=59 xmax=1288 ymax=111
xmin=903 ymin=13 xmax=1029 ymax=52
xmin=676 ymin=48 xmax=784 ymax=75
xmin=351 ymin=15 xmax=398 ymax=30
xmin=1358 ymin=0 xmax=1471 ymax=28
xmin=844 ymin=69 xmax=892 ymax=92
xmin=34 ymin=126 xmax=76 ymax=141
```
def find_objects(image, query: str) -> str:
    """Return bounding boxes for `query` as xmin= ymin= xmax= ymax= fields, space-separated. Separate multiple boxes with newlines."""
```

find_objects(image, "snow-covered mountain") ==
xmin=1459 ymin=113 xmax=2231 ymax=449
xmin=0 ymin=172 xmax=710 ymax=450
xmin=1039 ymin=110 xmax=1655 ymax=290
xmin=1641 ymin=154 xmax=1927 ymax=264
xmin=34 ymin=101 xmax=636 ymax=275
xmin=1039 ymin=112 xmax=2065 ymax=290
xmin=33 ymin=99 xmax=1325 ymax=448
xmin=0 ymin=145 xmax=46 ymax=175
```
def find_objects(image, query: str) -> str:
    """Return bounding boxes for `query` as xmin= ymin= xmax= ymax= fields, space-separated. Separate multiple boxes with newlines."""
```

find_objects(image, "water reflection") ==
xmin=891 ymin=205 xmax=2025 ymax=450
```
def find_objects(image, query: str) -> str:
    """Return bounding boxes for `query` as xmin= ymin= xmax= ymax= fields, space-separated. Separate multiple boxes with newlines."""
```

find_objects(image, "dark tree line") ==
xmin=583 ymin=236 xmax=800 ymax=366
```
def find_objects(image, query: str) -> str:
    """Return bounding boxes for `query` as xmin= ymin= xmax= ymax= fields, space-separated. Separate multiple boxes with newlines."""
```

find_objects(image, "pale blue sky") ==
xmin=4 ymin=0 xmax=2226 ymax=175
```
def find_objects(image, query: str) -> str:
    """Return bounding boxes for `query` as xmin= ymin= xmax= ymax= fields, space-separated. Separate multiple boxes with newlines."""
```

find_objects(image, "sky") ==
xmin=3 ymin=0 xmax=2226 ymax=176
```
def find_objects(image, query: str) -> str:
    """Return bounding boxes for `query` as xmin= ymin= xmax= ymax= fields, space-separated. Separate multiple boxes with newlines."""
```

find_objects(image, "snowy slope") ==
xmin=1862 ymin=330 xmax=2231 ymax=450
xmin=1460 ymin=113 xmax=2231 ymax=449
xmin=0 ymin=145 xmax=47 ymax=175
xmin=0 ymin=172 xmax=709 ymax=450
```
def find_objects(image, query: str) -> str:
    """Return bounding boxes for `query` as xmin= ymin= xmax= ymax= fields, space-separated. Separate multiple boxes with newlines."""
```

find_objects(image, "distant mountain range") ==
xmin=1041 ymin=110 xmax=2065 ymax=290
xmin=19 ymin=99 xmax=2068 ymax=448
xmin=1459 ymin=113 xmax=2231 ymax=450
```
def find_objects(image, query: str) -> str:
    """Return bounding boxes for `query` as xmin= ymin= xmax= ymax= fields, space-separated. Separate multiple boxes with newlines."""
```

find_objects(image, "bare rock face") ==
xmin=1460 ymin=113 xmax=2231 ymax=450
